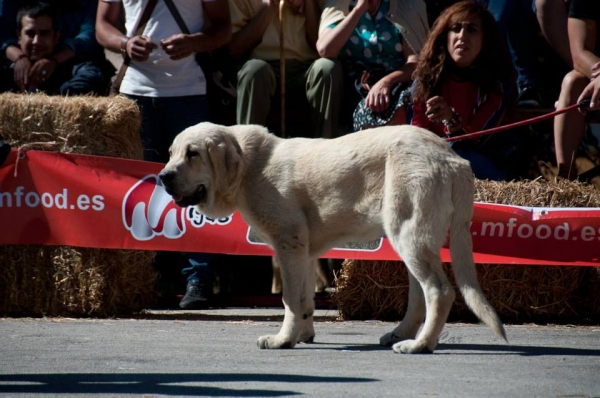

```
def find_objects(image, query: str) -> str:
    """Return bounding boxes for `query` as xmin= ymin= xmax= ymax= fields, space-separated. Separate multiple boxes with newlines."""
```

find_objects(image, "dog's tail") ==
xmin=449 ymin=164 xmax=507 ymax=342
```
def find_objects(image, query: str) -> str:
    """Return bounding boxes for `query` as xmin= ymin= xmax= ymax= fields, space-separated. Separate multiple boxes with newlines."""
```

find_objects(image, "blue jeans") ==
xmin=60 ymin=61 xmax=111 ymax=96
xmin=451 ymin=142 xmax=507 ymax=181
xmin=128 ymin=94 xmax=213 ymax=284
xmin=127 ymin=94 xmax=209 ymax=163
xmin=480 ymin=0 xmax=538 ymax=91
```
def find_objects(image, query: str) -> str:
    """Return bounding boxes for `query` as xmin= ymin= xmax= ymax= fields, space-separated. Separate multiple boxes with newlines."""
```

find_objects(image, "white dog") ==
xmin=159 ymin=122 xmax=506 ymax=354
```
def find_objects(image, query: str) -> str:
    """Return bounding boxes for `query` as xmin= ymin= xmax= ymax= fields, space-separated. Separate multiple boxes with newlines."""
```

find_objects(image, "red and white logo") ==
xmin=122 ymin=175 xmax=186 ymax=241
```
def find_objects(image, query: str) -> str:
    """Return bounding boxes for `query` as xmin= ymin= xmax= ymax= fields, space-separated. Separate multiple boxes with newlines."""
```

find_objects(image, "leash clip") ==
xmin=578 ymin=98 xmax=591 ymax=110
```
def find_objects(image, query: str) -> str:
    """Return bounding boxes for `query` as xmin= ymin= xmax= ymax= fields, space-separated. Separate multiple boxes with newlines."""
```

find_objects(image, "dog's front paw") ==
xmin=392 ymin=339 xmax=433 ymax=354
xmin=257 ymin=335 xmax=295 ymax=349
xmin=298 ymin=332 xmax=315 ymax=344
xmin=298 ymin=321 xmax=315 ymax=344
xmin=379 ymin=332 xmax=401 ymax=347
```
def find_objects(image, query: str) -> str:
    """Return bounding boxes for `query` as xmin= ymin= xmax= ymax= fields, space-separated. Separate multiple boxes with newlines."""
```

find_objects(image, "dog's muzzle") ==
xmin=158 ymin=170 xmax=207 ymax=207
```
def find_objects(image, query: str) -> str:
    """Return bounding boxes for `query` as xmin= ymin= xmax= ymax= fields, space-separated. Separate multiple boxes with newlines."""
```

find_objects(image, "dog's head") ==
xmin=159 ymin=122 xmax=244 ymax=218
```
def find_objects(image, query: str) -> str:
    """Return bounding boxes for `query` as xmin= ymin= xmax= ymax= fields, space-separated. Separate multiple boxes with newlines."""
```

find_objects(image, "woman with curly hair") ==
xmin=411 ymin=0 xmax=516 ymax=180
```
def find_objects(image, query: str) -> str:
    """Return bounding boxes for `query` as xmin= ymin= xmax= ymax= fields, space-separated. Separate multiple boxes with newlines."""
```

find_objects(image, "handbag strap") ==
xmin=162 ymin=0 xmax=191 ymax=34
xmin=162 ymin=0 xmax=214 ymax=76
xmin=112 ymin=0 xmax=159 ymax=91
xmin=123 ymin=0 xmax=160 ymax=66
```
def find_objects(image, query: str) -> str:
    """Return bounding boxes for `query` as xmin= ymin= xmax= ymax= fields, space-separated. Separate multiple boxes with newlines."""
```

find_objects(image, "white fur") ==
xmin=160 ymin=122 xmax=507 ymax=353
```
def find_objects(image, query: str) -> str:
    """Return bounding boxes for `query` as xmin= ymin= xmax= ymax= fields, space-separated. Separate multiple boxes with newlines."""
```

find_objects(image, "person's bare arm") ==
xmin=568 ymin=17 xmax=599 ymax=78
xmin=96 ymin=1 xmax=128 ymax=54
xmin=96 ymin=1 xmax=156 ymax=62
xmin=535 ymin=0 xmax=572 ymax=66
xmin=364 ymin=36 xmax=417 ymax=113
xmin=228 ymin=0 xmax=278 ymax=61
xmin=316 ymin=0 xmax=369 ymax=58
xmin=162 ymin=0 xmax=232 ymax=60
xmin=6 ymin=45 xmax=31 ymax=90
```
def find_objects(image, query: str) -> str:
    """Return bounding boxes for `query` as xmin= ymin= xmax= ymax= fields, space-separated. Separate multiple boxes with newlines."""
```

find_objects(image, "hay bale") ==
xmin=334 ymin=260 xmax=409 ymax=321
xmin=335 ymin=179 xmax=600 ymax=324
xmin=0 ymin=93 xmax=143 ymax=159
xmin=0 ymin=93 xmax=158 ymax=317
xmin=0 ymin=246 xmax=156 ymax=316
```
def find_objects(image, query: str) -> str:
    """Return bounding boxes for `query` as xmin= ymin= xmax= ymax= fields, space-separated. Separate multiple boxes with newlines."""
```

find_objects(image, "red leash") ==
xmin=445 ymin=102 xmax=584 ymax=143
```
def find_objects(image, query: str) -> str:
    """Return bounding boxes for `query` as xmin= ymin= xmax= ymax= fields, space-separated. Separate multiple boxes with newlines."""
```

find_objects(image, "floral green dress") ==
xmin=331 ymin=0 xmax=410 ymax=131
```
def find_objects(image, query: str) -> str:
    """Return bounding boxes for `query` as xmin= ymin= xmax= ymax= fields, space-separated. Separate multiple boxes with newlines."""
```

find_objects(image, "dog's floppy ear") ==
xmin=206 ymin=133 xmax=243 ymax=198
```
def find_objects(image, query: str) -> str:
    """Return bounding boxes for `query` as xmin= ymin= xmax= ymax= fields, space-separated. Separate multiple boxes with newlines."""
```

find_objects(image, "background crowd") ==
xmin=1 ymin=0 xmax=598 ymax=307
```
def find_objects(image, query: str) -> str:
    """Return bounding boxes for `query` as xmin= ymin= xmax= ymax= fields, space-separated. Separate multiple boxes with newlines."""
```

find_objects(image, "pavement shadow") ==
xmin=305 ymin=342 xmax=389 ymax=352
xmin=0 ymin=373 xmax=378 ymax=396
xmin=436 ymin=343 xmax=600 ymax=357
xmin=130 ymin=313 xmax=337 ymax=323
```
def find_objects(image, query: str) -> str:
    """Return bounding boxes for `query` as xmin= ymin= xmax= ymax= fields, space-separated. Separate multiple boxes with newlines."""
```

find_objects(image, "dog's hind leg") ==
xmin=393 ymin=244 xmax=454 ymax=353
xmin=380 ymin=271 xmax=425 ymax=346
xmin=384 ymin=208 xmax=455 ymax=354
xmin=258 ymin=237 xmax=314 ymax=349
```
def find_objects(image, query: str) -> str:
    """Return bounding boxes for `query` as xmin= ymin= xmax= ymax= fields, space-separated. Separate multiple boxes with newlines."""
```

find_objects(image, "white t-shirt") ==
xmin=103 ymin=0 xmax=211 ymax=97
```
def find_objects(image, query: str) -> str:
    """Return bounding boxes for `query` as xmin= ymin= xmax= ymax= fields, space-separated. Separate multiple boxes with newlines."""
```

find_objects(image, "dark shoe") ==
xmin=518 ymin=86 xmax=541 ymax=108
xmin=179 ymin=281 xmax=213 ymax=309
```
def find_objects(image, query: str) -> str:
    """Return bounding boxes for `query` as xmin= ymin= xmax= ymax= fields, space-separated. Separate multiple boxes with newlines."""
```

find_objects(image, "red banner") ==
xmin=1 ymin=150 xmax=599 ymax=266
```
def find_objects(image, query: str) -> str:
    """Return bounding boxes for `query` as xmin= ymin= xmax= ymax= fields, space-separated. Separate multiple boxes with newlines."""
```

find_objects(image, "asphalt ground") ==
xmin=1 ymin=309 xmax=599 ymax=398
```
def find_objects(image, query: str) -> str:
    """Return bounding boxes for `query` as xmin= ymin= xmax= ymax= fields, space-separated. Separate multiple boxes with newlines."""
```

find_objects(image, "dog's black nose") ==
xmin=158 ymin=170 xmax=174 ymax=185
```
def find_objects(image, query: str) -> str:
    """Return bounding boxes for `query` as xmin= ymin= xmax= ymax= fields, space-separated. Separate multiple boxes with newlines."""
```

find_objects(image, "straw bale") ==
xmin=0 ymin=246 xmax=157 ymax=316
xmin=0 ymin=93 xmax=142 ymax=159
xmin=335 ymin=179 xmax=600 ymax=324
xmin=0 ymin=93 xmax=158 ymax=317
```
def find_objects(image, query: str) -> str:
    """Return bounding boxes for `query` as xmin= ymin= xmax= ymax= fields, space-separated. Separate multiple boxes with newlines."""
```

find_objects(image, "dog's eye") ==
xmin=186 ymin=149 xmax=199 ymax=159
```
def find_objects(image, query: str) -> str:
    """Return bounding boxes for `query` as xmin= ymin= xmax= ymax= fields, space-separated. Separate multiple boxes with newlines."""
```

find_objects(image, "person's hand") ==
xmin=127 ymin=35 xmax=158 ymax=62
xmin=12 ymin=56 xmax=32 ymax=92
xmin=161 ymin=34 xmax=198 ymax=61
xmin=424 ymin=96 xmax=454 ymax=123
xmin=354 ymin=0 xmax=372 ymax=13
xmin=578 ymin=78 xmax=600 ymax=112
xmin=364 ymin=78 xmax=392 ymax=114
xmin=591 ymin=62 xmax=600 ymax=81
xmin=28 ymin=57 xmax=58 ymax=88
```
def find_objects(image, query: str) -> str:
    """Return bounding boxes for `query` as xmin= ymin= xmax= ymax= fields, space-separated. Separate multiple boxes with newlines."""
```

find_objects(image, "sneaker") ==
xmin=179 ymin=280 xmax=213 ymax=309
xmin=518 ymin=86 xmax=541 ymax=108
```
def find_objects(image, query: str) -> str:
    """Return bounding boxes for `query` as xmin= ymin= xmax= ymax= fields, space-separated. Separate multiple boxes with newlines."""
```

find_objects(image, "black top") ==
xmin=569 ymin=0 xmax=600 ymax=54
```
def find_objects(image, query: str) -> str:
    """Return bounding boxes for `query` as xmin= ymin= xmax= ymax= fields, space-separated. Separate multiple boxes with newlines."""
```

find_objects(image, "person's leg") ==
xmin=60 ymin=61 xmax=111 ymax=96
xmin=161 ymin=95 xmax=216 ymax=308
xmin=179 ymin=253 xmax=218 ymax=308
xmin=127 ymin=95 xmax=166 ymax=163
xmin=482 ymin=0 xmax=541 ymax=106
xmin=270 ymin=59 xmax=311 ymax=137
xmin=162 ymin=95 xmax=210 ymax=146
xmin=131 ymin=94 xmax=209 ymax=163
xmin=305 ymin=58 xmax=344 ymax=138
xmin=236 ymin=59 xmax=276 ymax=125
xmin=452 ymin=143 xmax=507 ymax=181
xmin=480 ymin=0 xmax=513 ymax=33
xmin=554 ymin=70 xmax=589 ymax=179
xmin=508 ymin=0 xmax=541 ymax=106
